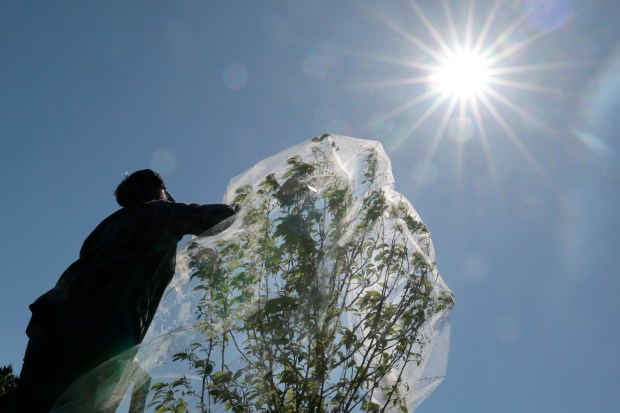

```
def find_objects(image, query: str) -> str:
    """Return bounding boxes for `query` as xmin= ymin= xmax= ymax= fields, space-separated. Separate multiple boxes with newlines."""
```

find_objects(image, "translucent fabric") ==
xmin=52 ymin=135 xmax=453 ymax=413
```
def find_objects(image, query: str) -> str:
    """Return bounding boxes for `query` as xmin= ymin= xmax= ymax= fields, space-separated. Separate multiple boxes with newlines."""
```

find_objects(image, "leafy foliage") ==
xmin=148 ymin=376 xmax=192 ymax=413
xmin=0 ymin=364 xmax=19 ymax=411
xmin=149 ymin=135 xmax=453 ymax=412
xmin=0 ymin=364 xmax=18 ymax=398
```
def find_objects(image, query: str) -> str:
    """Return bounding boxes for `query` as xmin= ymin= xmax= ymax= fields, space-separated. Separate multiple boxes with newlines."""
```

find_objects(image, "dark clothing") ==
xmin=30 ymin=200 xmax=234 ymax=339
xmin=17 ymin=306 xmax=138 ymax=413
xmin=17 ymin=200 xmax=235 ymax=412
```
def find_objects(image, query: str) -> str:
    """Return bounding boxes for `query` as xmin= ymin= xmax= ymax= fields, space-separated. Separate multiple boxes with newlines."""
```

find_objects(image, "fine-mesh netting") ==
xmin=52 ymin=134 xmax=453 ymax=413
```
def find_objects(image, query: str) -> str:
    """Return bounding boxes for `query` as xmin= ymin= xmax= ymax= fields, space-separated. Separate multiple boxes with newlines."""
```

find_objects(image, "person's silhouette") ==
xmin=16 ymin=169 xmax=235 ymax=412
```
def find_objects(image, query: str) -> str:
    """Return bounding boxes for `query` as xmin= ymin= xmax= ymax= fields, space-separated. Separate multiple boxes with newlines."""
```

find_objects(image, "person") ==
xmin=15 ymin=169 xmax=236 ymax=412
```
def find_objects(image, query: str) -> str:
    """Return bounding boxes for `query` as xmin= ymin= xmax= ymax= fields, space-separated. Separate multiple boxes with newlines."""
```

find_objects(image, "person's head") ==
xmin=114 ymin=169 xmax=176 ymax=207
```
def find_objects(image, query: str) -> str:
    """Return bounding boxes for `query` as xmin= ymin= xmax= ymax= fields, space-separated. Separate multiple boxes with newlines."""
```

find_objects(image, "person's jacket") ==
xmin=31 ymin=200 xmax=235 ymax=339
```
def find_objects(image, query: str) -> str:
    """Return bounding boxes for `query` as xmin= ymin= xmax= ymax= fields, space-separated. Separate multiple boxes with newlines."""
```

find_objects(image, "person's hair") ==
xmin=114 ymin=178 xmax=162 ymax=207
xmin=115 ymin=169 xmax=171 ymax=207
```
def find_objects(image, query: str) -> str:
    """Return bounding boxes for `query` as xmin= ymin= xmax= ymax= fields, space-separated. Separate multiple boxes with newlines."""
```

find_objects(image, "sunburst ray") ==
xmin=352 ymin=0 xmax=581 ymax=210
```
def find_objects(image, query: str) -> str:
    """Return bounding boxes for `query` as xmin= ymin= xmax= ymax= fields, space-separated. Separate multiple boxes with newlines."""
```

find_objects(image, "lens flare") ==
xmin=355 ymin=0 xmax=583 ymax=208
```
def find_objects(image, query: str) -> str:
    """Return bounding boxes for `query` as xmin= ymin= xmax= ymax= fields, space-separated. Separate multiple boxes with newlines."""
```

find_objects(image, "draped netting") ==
xmin=52 ymin=135 xmax=454 ymax=413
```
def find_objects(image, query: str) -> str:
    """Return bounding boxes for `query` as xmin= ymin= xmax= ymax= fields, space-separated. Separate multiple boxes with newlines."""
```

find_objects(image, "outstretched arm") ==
xmin=169 ymin=203 xmax=236 ymax=236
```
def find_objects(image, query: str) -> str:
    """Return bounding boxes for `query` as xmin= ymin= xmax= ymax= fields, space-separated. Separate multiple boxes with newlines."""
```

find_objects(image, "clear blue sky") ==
xmin=1 ymin=1 xmax=619 ymax=411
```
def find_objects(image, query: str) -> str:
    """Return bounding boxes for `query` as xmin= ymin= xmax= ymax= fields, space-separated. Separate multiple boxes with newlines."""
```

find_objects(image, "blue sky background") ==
xmin=1 ymin=1 xmax=619 ymax=411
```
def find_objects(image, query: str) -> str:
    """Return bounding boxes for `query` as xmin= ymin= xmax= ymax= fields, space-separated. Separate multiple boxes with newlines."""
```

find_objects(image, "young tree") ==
xmin=0 ymin=364 xmax=19 ymax=409
xmin=148 ymin=135 xmax=454 ymax=413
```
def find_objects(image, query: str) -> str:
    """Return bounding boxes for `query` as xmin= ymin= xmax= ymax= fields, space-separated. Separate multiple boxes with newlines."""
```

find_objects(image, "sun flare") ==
xmin=356 ymin=0 xmax=580 ymax=206
xmin=430 ymin=49 xmax=491 ymax=99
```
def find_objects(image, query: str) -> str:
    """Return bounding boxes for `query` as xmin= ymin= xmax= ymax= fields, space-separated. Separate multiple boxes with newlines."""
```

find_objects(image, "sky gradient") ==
xmin=1 ymin=1 xmax=619 ymax=411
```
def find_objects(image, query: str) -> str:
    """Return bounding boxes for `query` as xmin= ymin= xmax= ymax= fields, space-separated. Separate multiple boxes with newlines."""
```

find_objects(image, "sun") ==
xmin=429 ymin=49 xmax=491 ymax=99
xmin=355 ymin=0 xmax=580 ymax=206
xmin=358 ymin=1 xmax=571 ymax=149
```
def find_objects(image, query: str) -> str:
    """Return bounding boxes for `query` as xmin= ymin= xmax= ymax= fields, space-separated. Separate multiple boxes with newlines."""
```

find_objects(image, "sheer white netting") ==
xmin=52 ymin=135 xmax=453 ymax=413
